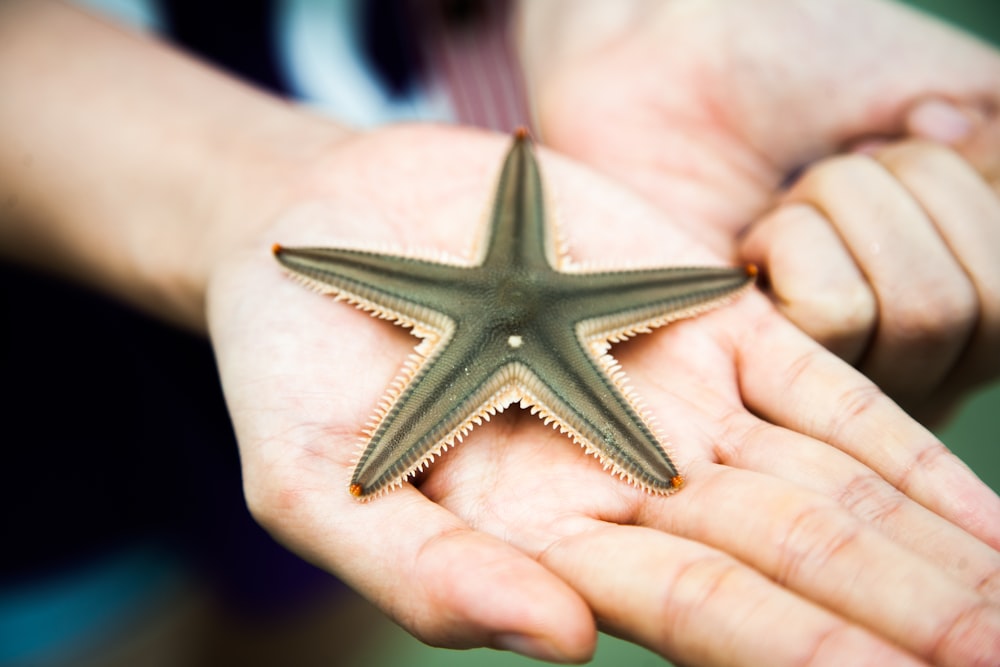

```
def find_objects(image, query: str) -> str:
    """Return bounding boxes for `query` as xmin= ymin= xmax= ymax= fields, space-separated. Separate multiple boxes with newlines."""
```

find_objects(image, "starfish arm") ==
xmin=479 ymin=132 xmax=555 ymax=272
xmin=351 ymin=330 xmax=514 ymax=497
xmin=515 ymin=331 xmax=682 ymax=493
xmin=560 ymin=266 xmax=756 ymax=344
xmin=273 ymin=245 xmax=473 ymax=326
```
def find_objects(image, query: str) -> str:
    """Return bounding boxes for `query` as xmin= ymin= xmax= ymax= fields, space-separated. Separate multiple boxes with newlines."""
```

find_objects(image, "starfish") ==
xmin=273 ymin=129 xmax=755 ymax=499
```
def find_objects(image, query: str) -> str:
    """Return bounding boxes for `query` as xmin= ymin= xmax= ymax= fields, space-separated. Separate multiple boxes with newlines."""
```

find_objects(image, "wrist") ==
xmin=154 ymin=99 xmax=352 ymax=331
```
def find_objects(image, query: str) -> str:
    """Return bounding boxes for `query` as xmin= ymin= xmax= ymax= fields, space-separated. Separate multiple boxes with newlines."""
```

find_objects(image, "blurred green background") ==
xmin=350 ymin=1 xmax=1000 ymax=665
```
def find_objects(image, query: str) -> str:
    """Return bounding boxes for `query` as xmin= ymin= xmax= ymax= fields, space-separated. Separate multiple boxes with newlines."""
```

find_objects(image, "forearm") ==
xmin=0 ymin=0 xmax=349 ymax=330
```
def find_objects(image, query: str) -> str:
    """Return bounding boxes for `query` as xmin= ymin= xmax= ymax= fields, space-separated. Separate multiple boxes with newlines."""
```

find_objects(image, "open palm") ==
xmin=207 ymin=125 xmax=1000 ymax=665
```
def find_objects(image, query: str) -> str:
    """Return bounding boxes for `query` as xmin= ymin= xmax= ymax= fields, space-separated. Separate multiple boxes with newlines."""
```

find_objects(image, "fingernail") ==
xmin=494 ymin=633 xmax=566 ymax=662
xmin=907 ymin=99 xmax=976 ymax=144
xmin=849 ymin=137 xmax=889 ymax=156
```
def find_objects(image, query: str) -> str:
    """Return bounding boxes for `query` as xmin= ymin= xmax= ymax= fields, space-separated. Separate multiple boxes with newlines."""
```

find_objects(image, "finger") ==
xmin=645 ymin=462 xmax=1000 ymax=667
xmin=704 ymin=408 xmax=1000 ymax=604
xmin=784 ymin=153 xmax=979 ymax=412
xmin=734 ymin=304 xmax=1000 ymax=550
xmin=542 ymin=523 xmax=927 ymax=667
xmin=739 ymin=202 xmax=876 ymax=363
xmin=875 ymin=140 xmax=1000 ymax=397
xmin=616 ymin=298 xmax=1000 ymax=597
xmin=625 ymin=300 xmax=1000 ymax=602
xmin=244 ymin=465 xmax=596 ymax=663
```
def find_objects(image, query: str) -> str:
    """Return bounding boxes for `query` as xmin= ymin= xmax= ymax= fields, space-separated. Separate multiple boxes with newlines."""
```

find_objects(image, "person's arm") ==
xmin=0 ymin=0 xmax=347 ymax=330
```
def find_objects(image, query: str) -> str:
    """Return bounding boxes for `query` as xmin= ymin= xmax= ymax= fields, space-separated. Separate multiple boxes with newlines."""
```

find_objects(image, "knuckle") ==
xmin=783 ymin=345 xmax=831 ymax=394
xmin=877 ymin=139 xmax=959 ymax=177
xmin=823 ymin=280 xmax=878 ymax=337
xmin=928 ymin=601 xmax=1000 ymax=667
xmin=893 ymin=440 xmax=951 ymax=496
xmin=826 ymin=383 xmax=885 ymax=441
xmin=713 ymin=408 xmax=768 ymax=463
xmin=805 ymin=624 xmax=904 ymax=667
xmin=775 ymin=502 xmax=860 ymax=586
xmin=660 ymin=554 xmax=745 ymax=638
xmin=975 ymin=565 xmax=1000 ymax=602
xmin=836 ymin=473 xmax=906 ymax=528
xmin=881 ymin=279 xmax=978 ymax=346
xmin=840 ymin=279 xmax=879 ymax=324
xmin=786 ymin=274 xmax=877 ymax=345
xmin=791 ymin=153 xmax=884 ymax=202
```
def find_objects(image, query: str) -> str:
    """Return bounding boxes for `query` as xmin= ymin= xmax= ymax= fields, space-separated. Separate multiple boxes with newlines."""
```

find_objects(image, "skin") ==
xmin=518 ymin=0 xmax=1000 ymax=424
xmin=742 ymin=138 xmax=1000 ymax=424
xmin=2 ymin=2 xmax=999 ymax=665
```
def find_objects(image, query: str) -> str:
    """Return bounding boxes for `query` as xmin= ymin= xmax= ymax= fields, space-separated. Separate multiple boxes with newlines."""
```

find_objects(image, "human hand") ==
xmin=740 ymin=134 xmax=1000 ymax=424
xmin=208 ymin=125 xmax=1000 ymax=665
xmin=517 ymin=0 xmax=1000 ymax=419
